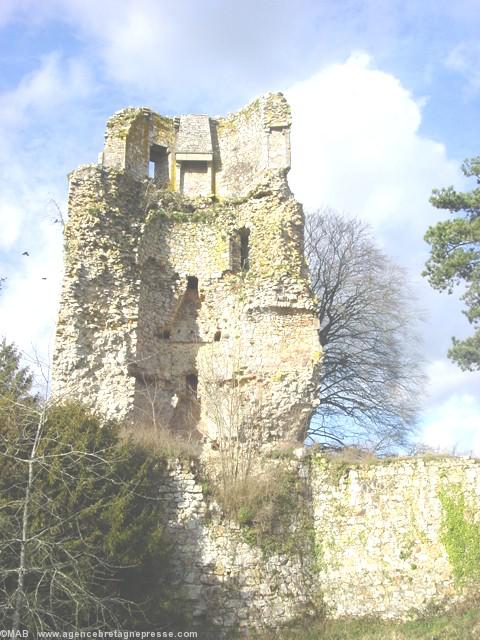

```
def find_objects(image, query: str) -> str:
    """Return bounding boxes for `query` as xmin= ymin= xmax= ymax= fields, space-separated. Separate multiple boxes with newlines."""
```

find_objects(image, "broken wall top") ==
xmin=100 ymin=92 xmax=292 ymax=198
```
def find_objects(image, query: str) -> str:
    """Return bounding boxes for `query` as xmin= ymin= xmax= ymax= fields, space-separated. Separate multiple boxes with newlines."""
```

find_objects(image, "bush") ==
xmin=0 ymin=401 xmax=176 ymax=632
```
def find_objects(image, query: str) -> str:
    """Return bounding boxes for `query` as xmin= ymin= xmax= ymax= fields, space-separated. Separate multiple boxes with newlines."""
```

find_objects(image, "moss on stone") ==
xmin=106 ymin=108 xmax=145 ymax=139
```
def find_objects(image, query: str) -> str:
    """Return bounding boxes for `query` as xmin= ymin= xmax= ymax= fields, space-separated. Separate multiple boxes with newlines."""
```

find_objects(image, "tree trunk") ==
xmin=12 ymin=407 xmax=46 ymax=632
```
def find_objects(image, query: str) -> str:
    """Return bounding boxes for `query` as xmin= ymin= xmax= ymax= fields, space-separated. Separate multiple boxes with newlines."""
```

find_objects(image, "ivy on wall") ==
xmin=439 ymin=484 xmax=480 ymax=585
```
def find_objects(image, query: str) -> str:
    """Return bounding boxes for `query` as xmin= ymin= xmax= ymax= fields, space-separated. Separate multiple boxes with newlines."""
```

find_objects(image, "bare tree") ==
xmin=0 ymin=344 xmax=169 ymax=633
xmin=0 ymin=401 xmax=128 ymax=632
xmin=305 ymin=208 xmax=425 ymax=452
xmin=198 ymin=344 xmax=264 ymax=491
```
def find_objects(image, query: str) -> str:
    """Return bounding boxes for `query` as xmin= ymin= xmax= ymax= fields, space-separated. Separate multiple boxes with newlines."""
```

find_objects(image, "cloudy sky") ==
xmin=0 ymin=0 xmax=478 ymax=452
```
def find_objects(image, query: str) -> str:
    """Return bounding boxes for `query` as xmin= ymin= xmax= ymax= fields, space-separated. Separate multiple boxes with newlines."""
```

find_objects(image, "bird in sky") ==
xmin=22 ymin=251 xmax=29 ymax=256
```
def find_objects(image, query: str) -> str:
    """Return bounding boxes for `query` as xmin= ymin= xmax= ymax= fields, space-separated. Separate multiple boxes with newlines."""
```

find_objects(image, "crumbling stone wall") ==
xmin=156 ymin=455 xmax=480 ymax=635
xmin=53 ymin=93 xmax=321 ymax=446
xmin=52 ymin=92 xmax=480 ymax=636
xmin=53 ymin=166 xmax=145 ymax=418
xmin=99 ymin=92 xmax=290 ymax=199
xmin=213 ymin=93 xmax=291 ymax=198
xmin=161 ymin=459 xmax=317 ymax=635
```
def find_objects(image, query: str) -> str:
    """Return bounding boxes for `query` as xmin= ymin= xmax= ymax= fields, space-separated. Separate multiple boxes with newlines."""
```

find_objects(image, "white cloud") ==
xmin=419 ymin=359 xmax=480 ymax=455
xmin=286 ymin=54 xmax=480 ymax=453
xmin=69 ymin=0 xmax=324 ymax=109
xmin=3 ymin=0 xmax=480 ymax=112
xmin=0 ymin=54 xmax=96 ymax=372
xmin=0 ymin=202 xmax=25 ymax=250
xmin=0 ymin=193 xmax=64 ymax=372
xmin=0 ymin=0 xmax=334 ymax=111
xmin=285 ymin=53 xmax=473 ymax=355
xmin=287 ymin=52 xmax=460 ymax=233
xmin=446 ymin=41 xmax=480 ymax=90
xmin=0 ymin=221 xmax=63 ymax=364
xmin=0 ymin=0 xmax=30 ymax=25
xmin=425 ymin=359 xmax=479 ymax=407
xmin=0 ymin=52 xmax=94 ymax=130
xmin=420 ymin=394 xmax=480 ymax=456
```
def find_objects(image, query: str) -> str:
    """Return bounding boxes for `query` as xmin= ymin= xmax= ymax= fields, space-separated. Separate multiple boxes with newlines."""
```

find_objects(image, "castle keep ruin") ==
xmin=52 ymin=93 xmax=321 ymax=444
xmin=50 ymin=93 xmax=480 ymax=633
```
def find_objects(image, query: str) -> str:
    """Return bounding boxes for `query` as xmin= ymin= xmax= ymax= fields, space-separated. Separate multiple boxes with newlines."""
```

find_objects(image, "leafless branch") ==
xmin=305 ymin=208 xmax=426 ymax=453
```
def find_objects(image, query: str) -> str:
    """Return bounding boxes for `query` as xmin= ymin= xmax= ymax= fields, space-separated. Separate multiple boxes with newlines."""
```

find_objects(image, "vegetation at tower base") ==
xmin=424 ymin=156 xmax=480 ymax=370
xmin=207 ymin=460 xmax=315 ymax=559
xmin=0 ymin=385 xmax=175 ymax=632
xmin=305 ymin=209 xmax=425 ymax=452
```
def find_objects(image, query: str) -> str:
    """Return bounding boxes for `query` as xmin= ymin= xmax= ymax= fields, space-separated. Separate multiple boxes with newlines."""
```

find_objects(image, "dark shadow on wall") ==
xmin=153 ymin=459 xmax=320 ymax=639
xmin=130 ymin=217 xmax=203 ymax=439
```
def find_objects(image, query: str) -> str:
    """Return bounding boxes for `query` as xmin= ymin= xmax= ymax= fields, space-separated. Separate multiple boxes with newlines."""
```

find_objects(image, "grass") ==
xmin=254 ymin=600 xmax=480 ymax=639
xmin=207 ymin=462 xmax=313 ymax=557
xmin=120 ymin=423 xmax=201 ymax=461
xmin=318 ymin=446 xmax=381 ymax=464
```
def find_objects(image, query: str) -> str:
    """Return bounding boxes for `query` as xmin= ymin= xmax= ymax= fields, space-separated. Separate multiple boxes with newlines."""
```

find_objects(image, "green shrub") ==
xmin=0 ymin=401 xmax=177 ymax=633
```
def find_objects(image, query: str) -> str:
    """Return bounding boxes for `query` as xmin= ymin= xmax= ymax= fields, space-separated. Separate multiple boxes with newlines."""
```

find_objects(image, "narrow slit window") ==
xmin=240 ymin=228 xmax=250 ymax=271
xmin=186 ymin=373 xmax=198 ymax=397
xmin=214 ymin=330 xmax=221 ymax=342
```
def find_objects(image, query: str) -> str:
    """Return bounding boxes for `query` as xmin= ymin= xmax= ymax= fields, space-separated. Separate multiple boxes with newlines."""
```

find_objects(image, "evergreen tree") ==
xmin=0 ymin=392 xmax=172 ymax=631
xmin=0 ymin=338 xmax=34 ymax=402
xmin=424 ymin=157 xmax=480 ymax=371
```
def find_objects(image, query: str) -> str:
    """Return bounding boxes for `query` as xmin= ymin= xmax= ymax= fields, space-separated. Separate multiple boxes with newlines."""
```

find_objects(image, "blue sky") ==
xmin=0 ymin=0 xmax=478 ymax=452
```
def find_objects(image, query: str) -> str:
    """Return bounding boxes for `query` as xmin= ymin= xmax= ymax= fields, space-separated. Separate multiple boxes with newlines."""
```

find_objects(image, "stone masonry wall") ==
xmin=52 ymin=93 xmax=480 ymax=635
xmin=132 ymin=173 xmax=321 ymax=443
xmin=214 ymin=93 xmax=291 ymax=198
xmin=311 ymin=455 xmax=480 ymax=619
xmin=100 ymin=93 xmax=290 ymax=199
xmin=53 ymin=166 xmax=145 ymax=417
xmin=158 ymin=454 xmax=480 ymax=635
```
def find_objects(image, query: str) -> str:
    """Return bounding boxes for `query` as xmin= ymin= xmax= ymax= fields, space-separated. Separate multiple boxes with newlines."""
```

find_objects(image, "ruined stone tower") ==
xmin=52 ymin=93 xmax=321 ymax=445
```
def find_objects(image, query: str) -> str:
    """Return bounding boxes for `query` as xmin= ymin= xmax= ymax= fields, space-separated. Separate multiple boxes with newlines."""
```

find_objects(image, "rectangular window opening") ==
xmin=149 ymin=144 xmax=169 ymax=184
xmin=187 ymin=276 xmax=199 ymax=291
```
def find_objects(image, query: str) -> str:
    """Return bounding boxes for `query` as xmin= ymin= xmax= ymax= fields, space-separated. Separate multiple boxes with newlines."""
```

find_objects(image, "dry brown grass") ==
xmin=320 ymin=446 xmax=380 ymax=464
xmin=120 ymin=423 xmax=201 ymax=460
xmin=214 ymin=466 xmax=289 ymax=520
xmin=207 ymin=461 xmax=311 ymax=557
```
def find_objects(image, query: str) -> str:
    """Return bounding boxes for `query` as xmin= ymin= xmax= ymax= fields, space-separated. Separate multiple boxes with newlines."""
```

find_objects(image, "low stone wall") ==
xmin=158 ymin=454 xmax=480 ymax=635
xmin=311 ymin=455 xmax=480 ymax=619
